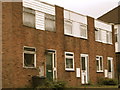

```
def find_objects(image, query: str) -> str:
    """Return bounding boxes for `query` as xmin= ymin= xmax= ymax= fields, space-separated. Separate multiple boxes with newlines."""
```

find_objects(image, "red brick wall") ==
xmin=2 ymin=2 xmax=116 ymax=88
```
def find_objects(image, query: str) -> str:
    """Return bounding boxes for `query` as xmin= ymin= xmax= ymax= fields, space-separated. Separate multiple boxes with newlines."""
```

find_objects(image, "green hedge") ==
xmin=97 ymin=77 xmax=118 ymax=85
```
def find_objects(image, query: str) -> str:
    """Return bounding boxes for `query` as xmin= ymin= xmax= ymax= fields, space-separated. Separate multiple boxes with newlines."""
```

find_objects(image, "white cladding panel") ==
xmin=95 ymin=20 xmax=112 ymax=32
xmin=70 ymin=12 xmax=87 ymax=24
xmin=76 ymin=68 xmax=80 ymax=77
xmin=23 ymin=0 xmax=55 ymax=15
xmin=35 ymin=11 xmax=45 ymax=30
xmin=115 ymin=42 xmax=118 ymax=52
xmin=64 ymin=10 xmax=70 ymax=19
xmin=64 ymin=10 xmax=87 ymax=24
xmin=104 ymin=69 xmax=108 ymax=78
xmin=72 ymin=22 xmax=80 ymax=37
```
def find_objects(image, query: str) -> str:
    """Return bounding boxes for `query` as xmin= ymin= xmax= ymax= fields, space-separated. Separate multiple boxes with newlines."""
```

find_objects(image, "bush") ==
xmin=97 ymin=77 xmax=118 ymax=85
xmin=37 ymin=80 xmax=66 ymax=88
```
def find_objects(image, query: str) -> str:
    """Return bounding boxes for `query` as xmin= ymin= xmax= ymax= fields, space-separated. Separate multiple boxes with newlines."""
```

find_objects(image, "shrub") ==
xmin=97 ymin=77 xmax=118 ymax=85
xmin=37 ymin=80 xmax=66 ymax=88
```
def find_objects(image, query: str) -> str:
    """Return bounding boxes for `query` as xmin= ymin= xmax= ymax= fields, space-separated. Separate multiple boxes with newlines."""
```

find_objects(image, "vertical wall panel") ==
xmin=23 ymin=0 xmax=55 ymax=15
xmin=64 ymin=10 xmax=70 ymax=19
xmin=70 ymin=12 xmax=87 ymax=25
xmin=35 ymin=11 xmax=45 ymax=30
xmin=95 ymin=20 xmax=112 ymax=32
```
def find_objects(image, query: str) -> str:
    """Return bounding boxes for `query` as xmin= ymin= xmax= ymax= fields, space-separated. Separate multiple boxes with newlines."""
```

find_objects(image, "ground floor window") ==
xmin=96 ymin=55 xmax=103 ymax=72
xmin=65 ymin=52 xmax=74 ymax=71
xmin=23 ymin=46 xmax=36 ymax=68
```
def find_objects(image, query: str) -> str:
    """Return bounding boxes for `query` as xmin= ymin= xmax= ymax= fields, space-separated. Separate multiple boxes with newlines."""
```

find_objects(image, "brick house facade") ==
xmin=1 ymin=1 xmax=116 ymax=88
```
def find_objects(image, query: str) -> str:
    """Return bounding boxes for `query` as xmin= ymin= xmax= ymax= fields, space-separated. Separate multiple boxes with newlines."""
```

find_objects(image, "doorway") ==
xmin=46 ymin=50 xmax=57 ymax=81
xmin=81 ymin=54 xmax=89 ymax=84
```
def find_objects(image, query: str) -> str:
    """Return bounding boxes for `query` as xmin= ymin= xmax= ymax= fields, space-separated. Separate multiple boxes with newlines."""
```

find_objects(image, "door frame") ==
xmin=80 ymin=54 xmax=89 ymax=84
xmin=45 ymin=49 xmax=57 ymax=81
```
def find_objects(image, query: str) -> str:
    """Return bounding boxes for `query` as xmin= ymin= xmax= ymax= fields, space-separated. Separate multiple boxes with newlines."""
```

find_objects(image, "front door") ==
xmin=108 ymin=57 xmax=113 ymax=78
xmin=46 ymin=50 xmax=57 ymax=81
xmin=81 ymin=54 xmax=89 ymax=84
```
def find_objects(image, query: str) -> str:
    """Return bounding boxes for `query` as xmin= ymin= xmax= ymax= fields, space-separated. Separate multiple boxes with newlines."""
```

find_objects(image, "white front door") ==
xmin=107 ymin=57 xmax=113 ymax=78
xmin=81 ymin=54 xmax=89 ymax=84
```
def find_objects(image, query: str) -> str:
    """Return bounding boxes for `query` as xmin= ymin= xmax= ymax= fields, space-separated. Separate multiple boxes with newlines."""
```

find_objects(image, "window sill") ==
xmin=96 ymin=71 xmax=104 ymax=73
xmin=65 ymin=69 xmax=75 ymax=72
xmin=95 ymin=40 xmax=112 ymax=45
xmin=23 ymin=24 xmax=35 ymax=29
xmin=64 ymin=34 xmax=87 ymax=40
xmin=23 ymin=66 xmax=36 ymax=69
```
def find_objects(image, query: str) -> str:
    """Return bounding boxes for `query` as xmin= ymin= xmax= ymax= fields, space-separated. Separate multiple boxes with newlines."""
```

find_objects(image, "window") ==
xmin=96 ymin=56 xmax=103 ymax=72
xmin=65 ymin=52 xmax=74 ymax=71
xmin=81 ymin=57 xmax=86 ymax=70
xmin=115 ymin=28 xmax=118 ymax=42
xmin=95 ymin=28 xmax=101 ymax=41
xmin=106 ymin=31 xmax=112 ymax=44
xmin=45 ymin=14 xmax=55 ymax=31
xmin=23 ymin=46 xmax=36 ymax=68
xmin=80 ymin=23 xmax=87 ymax=38
xmin=64 ymin=20 xmax=72 ymax=35
xmin=23 ymin=7 xmax=35 ymax=28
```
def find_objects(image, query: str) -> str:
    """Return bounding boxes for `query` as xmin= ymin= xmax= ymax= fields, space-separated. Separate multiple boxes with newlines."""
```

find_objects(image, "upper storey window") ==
xmin=95 ymin=20 xmax=112 ymax=44
xmin=64 ymin=20 xmax=72 ymax=35
xmin=23 ymin=0 xmax=55 ymax=31
xmin=23 ymin=7 xmax=35 ymax=28
xmin=45 ymin=14 xmax=55 ymax=32
xmin=80 ymin=23 xmax=87 ymax=39
xmin=64 ymin=10 xmax=88 ymax=39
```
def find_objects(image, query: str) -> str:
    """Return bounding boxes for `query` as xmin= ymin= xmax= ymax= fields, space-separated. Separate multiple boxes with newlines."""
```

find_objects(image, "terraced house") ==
xmin=1 ymin=0 xmax=116 ymax=88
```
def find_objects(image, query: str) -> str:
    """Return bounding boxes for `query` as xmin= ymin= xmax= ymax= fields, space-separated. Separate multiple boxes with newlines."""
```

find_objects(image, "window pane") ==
xmin=45 ymin=14 xmax=55 ymax=31
xmin=66 ymin=58 xmax=73 ymax=68
xmin=95 ymin=30 xmax=99 ymax=40
xmin=96 ymin=60 xmax=99 ymax=71
xmin=64 ymin=21 xmax=72 ymax=34
xmin=80 ymin=24 xmax=87 ymax=38
xmin=24 ymin=53 xmax=34 ymax=67
xmin=108 ymin=60 xmax=112 ymax=72
xmin=98 ymin=30 xmax=101 ymax=41
xmin=23 ymin=12 xmax=35 ymax=28
xmin=24 ymin=47 xmax=35 ymax=52
xmin=115 ymin=34 xmax=118 ymax=42
xmin=66 ymin=53 xmax=73 ymax=56
xmin=107 ymin=32 xmax=112 ymax=43
xmin=81 ymin=57 xmax=86 ymax=70
xmin=100 ymin=57 xmax=103 ymax=70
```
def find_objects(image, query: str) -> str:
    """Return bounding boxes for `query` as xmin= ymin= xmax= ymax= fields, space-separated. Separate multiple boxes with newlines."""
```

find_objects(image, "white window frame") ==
xmin=96 ymin=55 xmax=103 ymax=72
xmin=80 ymin=23 xmax=87 ymax=39
xmin=23 ymin=46 xmax=36 ymax=68
xmin=65 ymin=52 xmax=74 ymax=71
